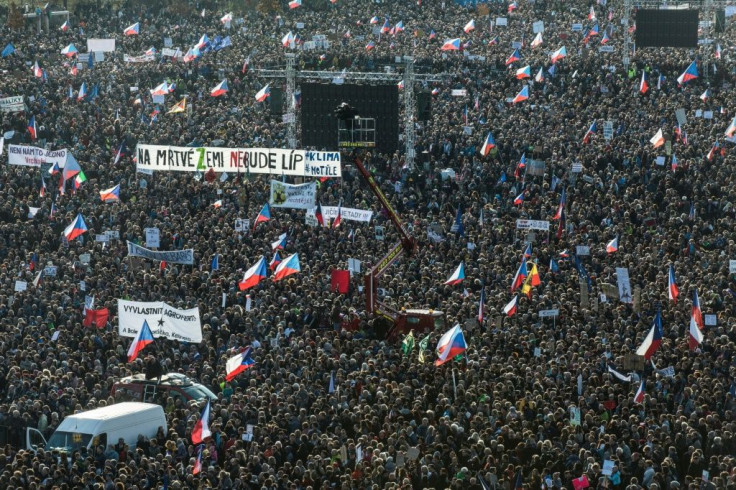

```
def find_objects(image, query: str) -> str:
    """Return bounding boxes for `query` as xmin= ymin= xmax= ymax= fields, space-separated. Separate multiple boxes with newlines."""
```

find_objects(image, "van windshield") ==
xmin=47 ymin=431 xmax=93 ymax=452
xmin=182 ymin=384 xmax=217 ymax=401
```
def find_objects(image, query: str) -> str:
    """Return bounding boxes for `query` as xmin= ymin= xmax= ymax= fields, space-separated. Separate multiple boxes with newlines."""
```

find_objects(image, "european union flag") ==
xmin=1 ymin=43 xmax=15 ymax=58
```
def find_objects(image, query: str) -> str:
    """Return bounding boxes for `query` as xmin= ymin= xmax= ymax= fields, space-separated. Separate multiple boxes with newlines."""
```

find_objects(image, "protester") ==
xmin=0 ymin=0 xmax=735 ymax=489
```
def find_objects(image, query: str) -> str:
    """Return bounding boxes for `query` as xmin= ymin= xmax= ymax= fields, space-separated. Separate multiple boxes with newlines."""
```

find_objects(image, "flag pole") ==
xmin=452 ymin=369 xmax=457 ymax=400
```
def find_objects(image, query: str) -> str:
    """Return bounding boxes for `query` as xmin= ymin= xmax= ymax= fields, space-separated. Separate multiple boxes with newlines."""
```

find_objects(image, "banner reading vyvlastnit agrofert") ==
xmin=135 ymin=144 xmax=341 ymax=178
xmin=118 ymin=299 xmax=202 ymax=343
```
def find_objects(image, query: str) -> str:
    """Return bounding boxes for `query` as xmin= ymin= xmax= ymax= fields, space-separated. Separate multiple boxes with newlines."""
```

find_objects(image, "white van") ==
xmin=26 ymin=402 xmax=167 ymax=453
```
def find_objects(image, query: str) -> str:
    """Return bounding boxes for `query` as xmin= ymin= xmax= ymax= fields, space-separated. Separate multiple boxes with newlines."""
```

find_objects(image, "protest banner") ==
xmin=515 ymin=219 xmax=550 ymax=231
xmin=123 ymin=54 xmax=155 ymax=63
xmin=117 ymin=299 xmax=202 ymax=343
xmin=616 ymin=267 xmax=633 ymax=304
xmin=87 ymin=39 xmax=116 ymax=52
xmin=322 ymin=206 xmax=373 ymax=223
xmin=0 ymin=96 xmax=24 ymax=113
xmin=135 ymin=144 xmax=342 ymax=178
xmin=7 ymin=145 xmax=68 ymax=168
xmin=270 ymin=180 xmax=317 ymax=209
xmin=126 ymin=241 xmax=194 ymax=264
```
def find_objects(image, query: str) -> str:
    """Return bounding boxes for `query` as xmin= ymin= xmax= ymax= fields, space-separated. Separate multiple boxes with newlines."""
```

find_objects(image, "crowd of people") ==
xmin=0 ymin=0 xmax=735 ymax=488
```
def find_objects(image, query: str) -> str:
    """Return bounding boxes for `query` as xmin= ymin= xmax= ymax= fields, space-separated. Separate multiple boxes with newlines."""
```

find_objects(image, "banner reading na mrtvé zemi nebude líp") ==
xmin=135 ymin=144 xmax=341 ymax=178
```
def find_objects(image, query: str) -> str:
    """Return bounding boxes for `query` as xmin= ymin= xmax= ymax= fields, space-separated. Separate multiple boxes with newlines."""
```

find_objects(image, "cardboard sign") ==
xmin=14 ymin=280 xmax=27 ymax=292
xmin=145 ymin=227 xmax=160 ymax=248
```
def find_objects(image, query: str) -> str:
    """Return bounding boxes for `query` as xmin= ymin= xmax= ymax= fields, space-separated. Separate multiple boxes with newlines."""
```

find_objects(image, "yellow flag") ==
xmin=521 ymin=272 xmax=533 ymax=298
xmin=167 ymin=97 xmax=186 ymax=114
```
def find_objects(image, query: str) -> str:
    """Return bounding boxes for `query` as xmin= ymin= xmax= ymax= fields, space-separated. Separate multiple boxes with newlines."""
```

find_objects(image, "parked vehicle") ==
xmin=26 ymin=402 xmax=166 ymax=453
xmin=111 ymin=372 xmax=216 ymax=404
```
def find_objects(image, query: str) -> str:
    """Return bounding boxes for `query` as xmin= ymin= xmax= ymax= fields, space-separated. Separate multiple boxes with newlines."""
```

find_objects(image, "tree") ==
xmin=7 ymin=2 xmax=24 ymax=30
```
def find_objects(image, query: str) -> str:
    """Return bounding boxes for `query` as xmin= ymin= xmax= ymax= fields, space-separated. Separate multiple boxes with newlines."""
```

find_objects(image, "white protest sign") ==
xmin=576 ymin=245 xmax=590 ymax=256
xmin=496 ymin=17 xmax=508 ymax=26
xmin=616 ymin=267 xmax=633 ymax=303
xmin=307 ymin=206 xmax=373 ymax=223
xmin=7 ymin=145 xmax=68 ymax=168
xmin=135 ymin=144 xmax=342 ymax=178
xmin=87 ymin=38 xmax=116 ymax=52
xmin=234 ymin=218 xmax=250 ymax=232
xmin=704 ymin=314 xmax=717 ymax=326
xmin=96 ymin=234 xmax=110 ymax=242
xmin=533 ymin=21 xmax=544 ymax=33
xmin=145 ymin=228 xmax=160 ymax=248
xmin=538 ymin=309 xmax=559 ymax=318
xmin=117 ymin=299 xmax=202 ymax=343
xmin=14 ymin=280 xmax=27 ymax=292
xmin=269 ymin=180 xmax=316 ymax=210
xmin=451 ymin=89 xmax=467 ymax=96
xmin=0 ymin=96 xmax=24 ymax=113
xmin=516 ymin=219 xmax=550 ymax=231
xmin=123 ymin=54 xmax=155 ymax=63
xmin=127 ymin=241 xmax=194 ymax=265
xmin=348 ymin=258 xmax=361 ymax=275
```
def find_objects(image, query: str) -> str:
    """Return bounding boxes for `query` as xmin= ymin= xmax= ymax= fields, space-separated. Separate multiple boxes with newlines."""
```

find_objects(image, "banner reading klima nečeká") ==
xmin=117 ymin=299 xmax=202 ymax=343
xmin=7 ymin=145 xmax=68 ymax=168
xmin=127 ymin=241 xmax=194 ymax=264
xmin=269 ymin=180 xmax=317 ymax=209
xmin=135 ymin=144 xmax=341 ymax=178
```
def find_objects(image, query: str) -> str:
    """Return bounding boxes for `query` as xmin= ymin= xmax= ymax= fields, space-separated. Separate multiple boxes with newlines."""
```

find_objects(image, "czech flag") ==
xmin=715 ymin=43 xmax=722 ymax=59
xmin=380 ymin=18 xmax=390 ymax=33
xmin=193 ymin=445 xmax=203 ymax=475
xmin=99 ymin=184 xmax=120 ymax=202
xmin=550 ymin=46 xmax=566 ymax=63
xmin=677 ymin=61 xmax=698 ymax=85
xmin=513 ymin=191 xmax=525 ymax=205
xmin=479 ymin=132 xmax=496 ymax=156
xmin=191 ymin=399 xmax=211 ymax=444
xmin=370 ymin=16 xmax=380 ymax=24
xmin=127 ymin=320 xmax=155 ymax=362
xmin=271 ymin=233 xmax=287 ymax=250
xmin=707 ymin=141 xmax=719 ymax=161
xmin=210 ymin=79 xmax=228 ymax=97
xmin=397 ymin=80 xmax=404 ymax=90
xmin=606 ymin=237 xmax=618 ymax=254
xmin=639 ymin=71 xmax=648 ymax=94
xmin=582 ymin=121 xmax=596 ymax=143
xmin=314 ymin=202 xmax=325 ymax=227
xmin=269 ymin=251 xmax=282 ymax=271
xmin=27 ymin=115 xmax=37 ymax=140
xmin=725 ymin=117 xmax=736 ymax=137
xmin=508 ymin=1 xmax=518 ymax=12
xmin=505 ymin=48 xmax=521 ymax=65
xmin=531 ymin=32 xmax=542 ymax=48
xmin=281 ymin=31 xmax=294 ymax=47
xmin=332 ymin=205 xmax=342 ymax=228
xmin=225 ymin=347 xmax=256 ymax=381
xmin=195 ymin=34 xmax=210 ymax=50
xmin=522 ymin=243 xmax=532 ymax=258
xmin=633 ymin=379 xmax=645 ymax=404
xmin=650 ymin=128 xmax=665 ymax=148
xmin=288 ymin=0 xmax=302 ymax=7
xmin=60 ymin=20 xmax=70 ymax=32
xmin=432 ymin=87 xmax=440 ymax=95
xmin=668 ymin=264 xmax=678 ymax=303
xmin=33 ymin=61 xmax=43 ymax=78
xmin=588 ymin=23 xmax=599 ymax=36
xmin=40 ymin=177 xmax=46 ymax=197
xmin=700 ymin=89 xmax=709 ymax=102
xmin=488 ymin=35 xmax=499 ymax=46
xmin=365 ymin=41 xmax=376 ymax=51
xmin=671 ymin=154 xmax=678 ymax=172
xmin=441 ymin=38 xmax=461 ymax=51
xmin=588 ymin=5 xmax=596 ymax=20
xmin=503 ymin=295 xmax=518 ymax=317
xmin=554 ymin=188 xmax=566 ymax=220
xmin=123 ymin=22 xmax=140 ymax=36
xmin=61 ymin=43 xmax=78 ymax=57
xmin=220 ymin=13 xmax=233 ymax=24
xmin=635 ymin=309 xmax=663 ymax=360
xmin=273 ymin=253 xmax=300 ymax=281
xmin=512 ymin=86 xmax=529 ymax=104
xmin=464 ymin=19 xmax=475 ymax=33
xmin=601 ymin=31 xmax=610 ymax=44
xmin=63 ymin=213 xmax=88 ymax=241
xmin=435 ymin=324 xmax=467 ymax=366
xmin=77 ymin=82 xmax=87 ymax=101
xmin=534 ymin=67 xmax=545 ymax=82
xmin=477 ymin=286 xmax=485 ymax=323
xmin=145 ymin=47 xmax=157 ymax=56
xmin=394 ymin=21 xmax=404 ymax=33
xmin=253 ymin=203 xmax=270 ymax=230
xmin=255 ymin=84 xmax=271 ymax=102
xmin=689 ymin=289 xmax=704 ymax=350
xmin=444 ymin=262 xmax=465 ymax=285
xmin=511 ymin=257 xmax=528 ymax=291
xmin=238 ymin=257 xmax=267 ymax=290
xmin=150 ymin=81 xmax=169 ymax=96
xmin=515 ymin=65 xmax=531 ymax=79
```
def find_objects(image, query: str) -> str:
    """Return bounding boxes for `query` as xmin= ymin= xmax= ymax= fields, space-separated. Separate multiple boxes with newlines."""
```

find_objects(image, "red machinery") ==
xmin=352 ymin=155 xmax=445 ymax=340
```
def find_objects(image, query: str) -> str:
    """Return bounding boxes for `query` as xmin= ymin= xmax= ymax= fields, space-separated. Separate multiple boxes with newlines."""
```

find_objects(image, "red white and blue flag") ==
xmin=193 ymin=445 xmax=203 ymax=475
xmin=63 ymin=213 xmax=88 ymax=241
xmin=253 ymin=203 xmax=270 ymax=230
xmin=477 ymin=286 xmax=485 ymax=323
xmin=513 ymin=191 xmax=525 ymax=205
xmin=503 ymin=295 xmax=518 ymax=317
xmin=269 ymin=251 xmax=282 ymax=271
xmin=123 ymin=22 xmax=140 ymax=36
xmin=127 ymin=320 xmax=154 ymax=362
xmin=668 ymin=264 xmax=678 ymax=303
xmin=273 ymin=253 xmax=300 ymax=281
xmin=255 ymin=84 xmax=270 ymax=102
xmin=191 ymin=399 xmax=212 ymax=444
xmin=689 ymin=289 xmax=704 ymax=350
xmin=210 ymin=79 xmax=228 ymax=97
xmin=677 ymin=61 xmax=698 ymax=85
xmin=27 ymin=115 xmax=37 ymax=139
xmin=633 ymin=379 xmax=645 ymax=403
xmin=225 ymin=346 xmax=256 ymax=381
xmin=464 ymin=19 xmax=475 ymax=33
xmin=515 ymin=65 xmax=531 ymax=79
xmin=505 ymin=48 xmax=521 ymax=65
xmin=511 ymin=257 xmax=528 ymax=291
xmin=512 ymin=86 xmax=529 ymax=104
xmin=550 ymin=46 xmax=567 ymax=63
xmin=444 ymin=262 xmax=465 ymax=285
xmin=554 ymin=188 xmax=566 ymax=220
xmin=99 ymin=184 xmax=120 ymax=202
xmin=606 ymin=237 xmax=618 ymax=254
xmin=271 ymin=233 xmax=287 ymax=250
xmin=441 ymin=38 xmax=461 ymax=51
xmin=61 ymin=43 xmax=78 ymax=57
xmin=435 ymin=324 xmax=467 ymax=366
xmin=238 ymin=257 xmax=267 ymax=290
xmin=583 ymin=121 xmax=597 ymax=143
xmin=636 ymin=309 xmax=663 ymax=359
xmin=479 ymin=132 xmax=496 ymax=156
xmin=639 ymin=71 xmax=648 ymax=94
